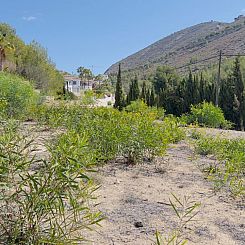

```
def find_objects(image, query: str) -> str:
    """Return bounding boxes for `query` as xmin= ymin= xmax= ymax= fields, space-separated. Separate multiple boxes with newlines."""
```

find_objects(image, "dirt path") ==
xmin=88 ymin=138 xmax=244 ymax=245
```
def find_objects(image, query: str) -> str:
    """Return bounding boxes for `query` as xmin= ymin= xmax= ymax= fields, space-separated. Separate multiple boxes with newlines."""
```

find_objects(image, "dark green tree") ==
xmin=233 ymin=57 xmax=244 ymax=131
xmin=220 ymin=76 xmax=236 ymax=125
xmin=114 ymin=63 xmax=124 ymax=111
xmin=186 ymin=70 xmax=194 ymax=109
xmin=140 ymin=81 xmax=147 ymax=102
xmin=126 ymin=75 xmax=140 ymax=105
xmin=199 ymin=73 xmax=206 ymax=102
xmin=149 ymin=87 xmax=155 ymax=106
xmin=193 ymin=74 xmax=200 ymax=104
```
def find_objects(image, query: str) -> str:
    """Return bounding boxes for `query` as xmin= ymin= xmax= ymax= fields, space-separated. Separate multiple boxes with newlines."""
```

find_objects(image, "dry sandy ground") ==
xmin=21 ymin=124 xmax=245 ymax=245
xmin=87 ymin=129 xmax=245 ymax=245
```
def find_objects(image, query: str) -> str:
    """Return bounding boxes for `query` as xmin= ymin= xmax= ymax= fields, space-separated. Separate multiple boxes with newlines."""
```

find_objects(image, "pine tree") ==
xmin=114 ymin=63 xmax=124 ymax=111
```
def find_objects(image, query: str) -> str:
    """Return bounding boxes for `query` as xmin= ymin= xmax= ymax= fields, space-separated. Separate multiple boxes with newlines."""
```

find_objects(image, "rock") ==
xmin=134 ymin=221 xmax=143 ymax=228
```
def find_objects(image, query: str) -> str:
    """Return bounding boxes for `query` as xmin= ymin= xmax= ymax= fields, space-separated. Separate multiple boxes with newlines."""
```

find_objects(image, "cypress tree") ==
xmin=114 ymin=63 xmax=124 ymax=111
xmin=149 ymin=87 xmax=155 ymax=106
xmin=220 ymin=75 xmax=236 ymax=124
xmin=146 ymin=88 xmax=151 ymax=106
xmin=233 ymin=57 xmax=244 ymax=131
xmin=126 ymin=75 xmax=140 ymax=105
xmin=133 ymin=75 xmax=140 ymax=101
xmin=192 ymin=75 xmax=199 ymax=104
xmin=199 ymin=73 xmax=205 ymax=102
xmin=140 ymin=81 xmax=147 ymax=102
xmin=186 ymin=70 xmax=194 ymax=110
xmin=126 ymin=80 xmax=133 ymax=105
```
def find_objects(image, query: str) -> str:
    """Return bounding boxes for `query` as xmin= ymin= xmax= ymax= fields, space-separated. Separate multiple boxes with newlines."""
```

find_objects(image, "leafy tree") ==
xmin=77 ymin=66 xmax=93 ymax=81
xmin=0 ymin=23 xmax=64 ymax=94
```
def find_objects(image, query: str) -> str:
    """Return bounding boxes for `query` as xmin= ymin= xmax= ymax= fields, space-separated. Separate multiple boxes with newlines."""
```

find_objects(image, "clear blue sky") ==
xmin=1 ymin=0 xmax=245 ymax=74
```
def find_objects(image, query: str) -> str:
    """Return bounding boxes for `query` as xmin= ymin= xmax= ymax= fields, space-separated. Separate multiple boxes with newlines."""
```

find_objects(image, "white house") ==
xmin=63 ymin=74 xmax=93 ymax=96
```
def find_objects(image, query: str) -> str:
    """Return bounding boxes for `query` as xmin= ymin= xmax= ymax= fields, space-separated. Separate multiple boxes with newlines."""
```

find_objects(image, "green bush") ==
xmin=186 ymin=102 xmax=232 ymax=129
xmin=125 ymin=99 xmax=165 ymax=120
xmin=125 ymin=99 xmax=148 ymax=113
xmin=0 ymin=72 xmax=38 ymax=119
xmin=33 ymin=105 xmax=184 ymax=164
xmin=195 ymin=135 xmax=245 ymax=196
xmin=0 ymin=120 xmax=102 ymax=244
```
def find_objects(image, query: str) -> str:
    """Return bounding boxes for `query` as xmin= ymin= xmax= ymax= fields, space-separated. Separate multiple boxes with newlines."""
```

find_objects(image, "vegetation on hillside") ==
xmin=115 ymin=57 xmax=245 ymax=130
xmin=0 ymin=23 xmax=63 ymax=94
xmin=106 ymin=16 xmax=245 ymax=76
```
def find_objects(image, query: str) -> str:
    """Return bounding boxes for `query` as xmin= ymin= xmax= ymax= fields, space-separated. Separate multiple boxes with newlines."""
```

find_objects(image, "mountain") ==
xmin=105 ymin=15 xmax=245 ymax=75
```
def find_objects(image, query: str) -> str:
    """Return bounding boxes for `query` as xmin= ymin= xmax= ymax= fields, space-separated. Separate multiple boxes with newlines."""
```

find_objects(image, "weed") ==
xmin=155 ymin=194 xmax=200 ymax=245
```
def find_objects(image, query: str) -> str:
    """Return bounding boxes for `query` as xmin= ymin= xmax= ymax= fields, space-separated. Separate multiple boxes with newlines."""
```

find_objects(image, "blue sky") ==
xmin=1 ymin=0 xmax=245 ymax=74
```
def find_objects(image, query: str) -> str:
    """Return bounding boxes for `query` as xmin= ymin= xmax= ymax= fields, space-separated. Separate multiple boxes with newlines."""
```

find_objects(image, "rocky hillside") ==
xmin=105 ymin=15 xmax=245 ymax=75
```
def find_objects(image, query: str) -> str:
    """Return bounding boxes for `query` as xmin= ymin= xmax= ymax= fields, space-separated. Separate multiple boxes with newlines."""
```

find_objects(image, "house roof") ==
xmin=63 ymin=74 xmax=80 ymax=81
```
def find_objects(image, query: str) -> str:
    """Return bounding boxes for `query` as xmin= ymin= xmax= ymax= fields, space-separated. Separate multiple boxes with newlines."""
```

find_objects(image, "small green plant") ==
xmin=155 ymin=194 xmax=201 ymax=245
xmin=81 ymin=90 xmax=95 ymax=106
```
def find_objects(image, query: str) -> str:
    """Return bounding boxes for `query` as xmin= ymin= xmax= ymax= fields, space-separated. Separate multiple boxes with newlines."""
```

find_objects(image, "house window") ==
xmin=73 ymin=80 xmax=77 ymax=85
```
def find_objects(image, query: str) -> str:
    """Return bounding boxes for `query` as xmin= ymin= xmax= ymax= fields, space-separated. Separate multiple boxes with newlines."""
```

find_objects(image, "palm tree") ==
xmin=77 ymin=66 xmax=93 ymax=88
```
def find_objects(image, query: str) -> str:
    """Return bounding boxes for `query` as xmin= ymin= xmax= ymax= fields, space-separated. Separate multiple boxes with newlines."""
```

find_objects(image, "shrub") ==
xmin=125 ymin=99 xmax=165 ymax=120
xmin=33 ymin=105 xmax=184 ymax=164
xmin=186 ymin=102 xmax=232 ymax=129
xmin=0 ymin=72 xmax=38 ymax=119
xmin=125 ymin=99 xmax=148 ymax=113
xmin=0 ymin=120 xmax=102 ymax=244
xmin=194 ymin=135 xmax=245 ymax=196
xmin=81 ymin=90 xmax=95 ymax=106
